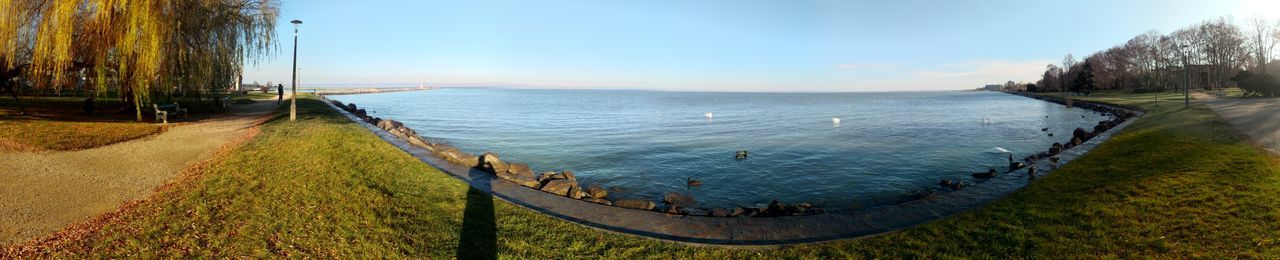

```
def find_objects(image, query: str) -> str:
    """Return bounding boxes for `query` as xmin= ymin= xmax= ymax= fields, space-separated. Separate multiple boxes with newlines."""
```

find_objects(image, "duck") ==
xmin=832 ymin=116 xmax=841 ymax=124
xmin=704 ymin=112 xmax=714 ymax=120
xmin=687 ymin=177 xmax=703 ymax=187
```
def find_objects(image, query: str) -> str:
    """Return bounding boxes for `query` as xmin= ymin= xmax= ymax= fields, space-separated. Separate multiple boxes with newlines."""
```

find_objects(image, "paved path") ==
xmin=1194 ymin=93 xmax=1280 ymax=154
xmin=0 ymin=101 xmax=277 ymax=245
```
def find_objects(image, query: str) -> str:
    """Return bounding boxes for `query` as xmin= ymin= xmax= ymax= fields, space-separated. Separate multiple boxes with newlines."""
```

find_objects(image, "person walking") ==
xmin=277 ymin=84 xmax=284 ymax=104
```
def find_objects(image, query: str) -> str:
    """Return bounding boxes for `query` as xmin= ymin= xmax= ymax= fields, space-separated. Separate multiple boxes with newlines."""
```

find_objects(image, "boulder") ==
xmin=1049 ymin=142 xmax=1064 ymax=154
xmin=709 ymin=208 xmax=731 ymax=217
xmin=939 ymin=179 xmax=953 ymax=187
xmin=536 ymin=171 xmax=561 ymax=184
xmin=356 ymin=109 xmax=367 ymax=117
xmin=561 ymin=170 xmax=577 ymax=181
xmin=663 ymin=205 xmax=684 ymax=215
xmin=949 ymin=181 xmax=965 ymax=190
xmin=582 ymin=197 xmax=612 ymax=206
xmin=1008 ymin=162 xmax=1026 ymax=172
xmin=584 ymin=185 xmax=608 ymax=199
xmin=615 ymin=199 xmax=656 ymax=210
xmin=507 ymin=163 xmax=532 ymax=175
xmin=683 ymin=208 xmax=708 ymax=216
xmin=478 ymin=152 xmax=509 ymax=174
xmin=729 ymin=207 xmax=745 ymax=217
xmin=347 ymin=103 xmax=358 ymax=111
xmin=663 ymin=192 xmax=696 ymax=208
xmin=1073 ymin=127 xmax=1090 ymax=141
xmin=972 ymin=168 xmax=998 ymax=178
xmin=766 ymin=200 xmax=788 ymax=216
xmin=497 ymin=168 xmax=541 ymax=188
xmin=566 ymin=184 xmax=584 ymax=199
xmin=539 ymin=179 xmax=577 ymax=196
xmin=407 ymin=135 xmax=430 ymax=148
xmin=1071 ymin=137 xmax=1083 ymax=146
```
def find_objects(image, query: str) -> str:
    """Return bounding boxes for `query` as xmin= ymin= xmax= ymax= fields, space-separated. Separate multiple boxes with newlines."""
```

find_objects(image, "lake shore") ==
xmin=319 ymin=91 xmax=1142 ymax=245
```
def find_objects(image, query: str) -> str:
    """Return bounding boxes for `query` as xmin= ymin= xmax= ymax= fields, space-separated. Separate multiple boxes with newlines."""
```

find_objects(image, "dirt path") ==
xmin=0 ymin=101 xmax=278 ymax=245
xmin=1194 ymin=92 xmax=1280 ymax=154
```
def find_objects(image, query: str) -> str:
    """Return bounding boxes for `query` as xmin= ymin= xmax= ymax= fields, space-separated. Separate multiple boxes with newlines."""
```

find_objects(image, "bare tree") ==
xmin=1247 ymin=16 xmax=1277 ymax=72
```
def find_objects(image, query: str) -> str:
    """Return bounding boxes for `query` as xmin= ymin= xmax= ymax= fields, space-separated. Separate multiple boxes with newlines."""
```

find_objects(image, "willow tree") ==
xmin=0 ymin=0 xmax=279 ymax=120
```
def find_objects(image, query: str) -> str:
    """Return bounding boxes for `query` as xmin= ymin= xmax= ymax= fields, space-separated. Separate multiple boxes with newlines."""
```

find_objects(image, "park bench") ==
xmin=152 ymin=102 xmax=188 ymax=124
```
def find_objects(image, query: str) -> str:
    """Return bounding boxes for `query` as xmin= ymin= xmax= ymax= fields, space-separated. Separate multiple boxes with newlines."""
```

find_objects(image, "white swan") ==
xmin=832 ymin=116 xmax=841 ymax=124
xmin=704 ymin=112 xmax=714 ymax=120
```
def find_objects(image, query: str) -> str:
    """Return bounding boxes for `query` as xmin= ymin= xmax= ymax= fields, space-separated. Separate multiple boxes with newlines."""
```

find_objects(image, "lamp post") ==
xmin=290 ymin=19 xmax=302 ymax=121
xmin=1179 ymin=44 xmax=1190 ymax=107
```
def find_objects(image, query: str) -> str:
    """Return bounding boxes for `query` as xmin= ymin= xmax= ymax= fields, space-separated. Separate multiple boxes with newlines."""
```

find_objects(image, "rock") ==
xmin=356 ymin=109 xmax=367 ymax=117
xmin=1073 ymin=127 xmax=1090 ymax=140
xmin=407 ymin=135 xmax=430 ymax=148
xmin=1027 ymin=165 xmax=1039 ymax=177
xmin=810 ymin=208 xmax=828 ymax=214
xmin=1071 ymin=137 xmax=1083 ymax=146
xmin=536 ymin=171 xmax=560 ymax=183
xmin=709 ymin=208 xmax=730 ymax=217
xmin=663 ymin=192 xmax=696 ymax=208
xmin=907 ymin=190 xmax=938 ymax=200
xmin=539 ymin=179 xmax=577 ymax=196
xmin=507 ymin=163 xmax=531 ymax=175
xmin=949 ymin=181 xmax=965 ymax=190
xmin=582 ymin=197 xmax=612 ymax=206
xmin=663 ymin=205 xmax=684 ymax=215
xmin=1007 ymin=162 xmax=1026 ymax=172
xmin=585 ymin=185 xmax=608 ymax=199
xmin=347 ymin=103 xmax=358 ymax=111
xmin=684 ymin=208 xmax=708 ymax=216
xmin=766 ymin=200 xmax=787 ymax=216
xmin=972 ymin=168 xmax=998 ymax=178
xmin=561 ymin=170 xmax=576 ymax=181
xmin=729 ymin=207 xmax=745 ymax=217
xmin=786 ymin=205 xmax=809 ymax=215
xmin=614 ymin=199 xmax=656 ymax=210
xmin=796 ymin=202 xmax=812 ymax=209
xmin=567 ymin=184 xmax=584 ymax=199
xmin=939 ymin=179 xmax=953 ymax=187
xmin=497 ymin=168 xmax=541 ymax=188
xmin=686 ymin=178 xmax=702 ymax=187
xmin=478 ymin=152 xmax=509 ymax=174
xmin=1049 ymin=142 xmax=1064 ymax=154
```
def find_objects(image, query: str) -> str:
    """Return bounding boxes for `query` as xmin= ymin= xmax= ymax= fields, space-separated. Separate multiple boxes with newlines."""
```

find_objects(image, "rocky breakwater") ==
xmin=921 ymin=93 xmax=1140 ymax=205
xmin=330 ymin=99 xmax=829 ymax=219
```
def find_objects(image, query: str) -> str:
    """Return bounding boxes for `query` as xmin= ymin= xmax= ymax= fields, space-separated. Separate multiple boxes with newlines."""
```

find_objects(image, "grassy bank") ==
xmin=0 ymin=97 xmax=166 ymax=151
xmin=12 ymin=93 xmax=1280 ymax=258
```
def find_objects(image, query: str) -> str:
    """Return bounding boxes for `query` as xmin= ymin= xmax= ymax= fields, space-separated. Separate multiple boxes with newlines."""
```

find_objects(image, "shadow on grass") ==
xmin=456 ymin=186 xmax=497 ymax=260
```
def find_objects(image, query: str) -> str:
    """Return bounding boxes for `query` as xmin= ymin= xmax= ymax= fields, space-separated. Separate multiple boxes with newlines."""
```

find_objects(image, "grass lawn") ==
xmin=0 ymin=97 xmax=166 ymax=151
xmin=10 ymin=93 xmax=1280 ymax=258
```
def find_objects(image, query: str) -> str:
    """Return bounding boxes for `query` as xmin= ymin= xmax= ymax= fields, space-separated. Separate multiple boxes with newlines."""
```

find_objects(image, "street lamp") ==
xmin=290 ymin=19 xmax=302 ymax=121
xmin=1179 ymin=44 xmax=1190 ymax=107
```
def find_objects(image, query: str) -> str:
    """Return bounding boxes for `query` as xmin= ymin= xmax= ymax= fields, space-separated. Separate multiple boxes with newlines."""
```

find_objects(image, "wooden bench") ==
xmin=152 ymin=102 xmax=188 ymax=124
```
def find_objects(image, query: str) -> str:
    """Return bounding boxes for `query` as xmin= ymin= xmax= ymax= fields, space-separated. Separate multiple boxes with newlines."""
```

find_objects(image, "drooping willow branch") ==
xmin=0 ymin=0 xmax=280 ymax=120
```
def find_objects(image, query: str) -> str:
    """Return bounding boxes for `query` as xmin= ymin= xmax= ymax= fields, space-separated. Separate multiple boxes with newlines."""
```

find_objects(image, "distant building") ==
xmin=983 ymin=84 xmax=1002 ymax=91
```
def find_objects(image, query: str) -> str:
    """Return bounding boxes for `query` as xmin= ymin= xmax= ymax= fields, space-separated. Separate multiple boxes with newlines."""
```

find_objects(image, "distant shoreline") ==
xmin=314 ymin=86 xmax=432 ymax=96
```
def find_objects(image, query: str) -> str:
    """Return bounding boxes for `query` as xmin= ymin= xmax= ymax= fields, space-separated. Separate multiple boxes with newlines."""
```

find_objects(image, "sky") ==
xmin=243 ymin=0 xmax=1280 ymax=92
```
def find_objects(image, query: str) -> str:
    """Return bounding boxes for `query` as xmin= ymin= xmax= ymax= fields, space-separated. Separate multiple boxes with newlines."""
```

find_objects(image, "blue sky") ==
xmin=244 ymin=0 xmax=1280 ymax=92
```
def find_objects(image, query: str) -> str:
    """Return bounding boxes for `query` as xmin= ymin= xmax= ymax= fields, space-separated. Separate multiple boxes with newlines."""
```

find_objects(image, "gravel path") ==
xmin=0 ymin=101 xmax=277 ymax=245
xmin=1194 ymin=93 xmax=1280 ymax=154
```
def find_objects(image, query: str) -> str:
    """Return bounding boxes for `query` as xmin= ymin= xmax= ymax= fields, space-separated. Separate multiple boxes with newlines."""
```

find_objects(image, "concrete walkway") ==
xmin=1194 ymin=93 xmax=1280 ymax=154
xmin=0 ymin=101 xmax=277 ymax=245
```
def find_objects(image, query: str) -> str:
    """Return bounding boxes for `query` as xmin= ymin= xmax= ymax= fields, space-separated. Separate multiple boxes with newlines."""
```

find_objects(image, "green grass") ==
xmin=16 ymin=94 xmax=1280 ymax=258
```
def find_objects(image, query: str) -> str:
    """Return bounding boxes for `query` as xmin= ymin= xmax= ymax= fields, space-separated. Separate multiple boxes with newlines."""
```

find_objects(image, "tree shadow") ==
xmin=456 ymin=186 xmax=497 ymax=260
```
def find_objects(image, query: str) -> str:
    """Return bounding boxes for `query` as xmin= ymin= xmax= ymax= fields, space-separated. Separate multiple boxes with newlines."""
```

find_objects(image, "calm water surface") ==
xmin=332 ymin=89 xmax=1109 ymax=210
